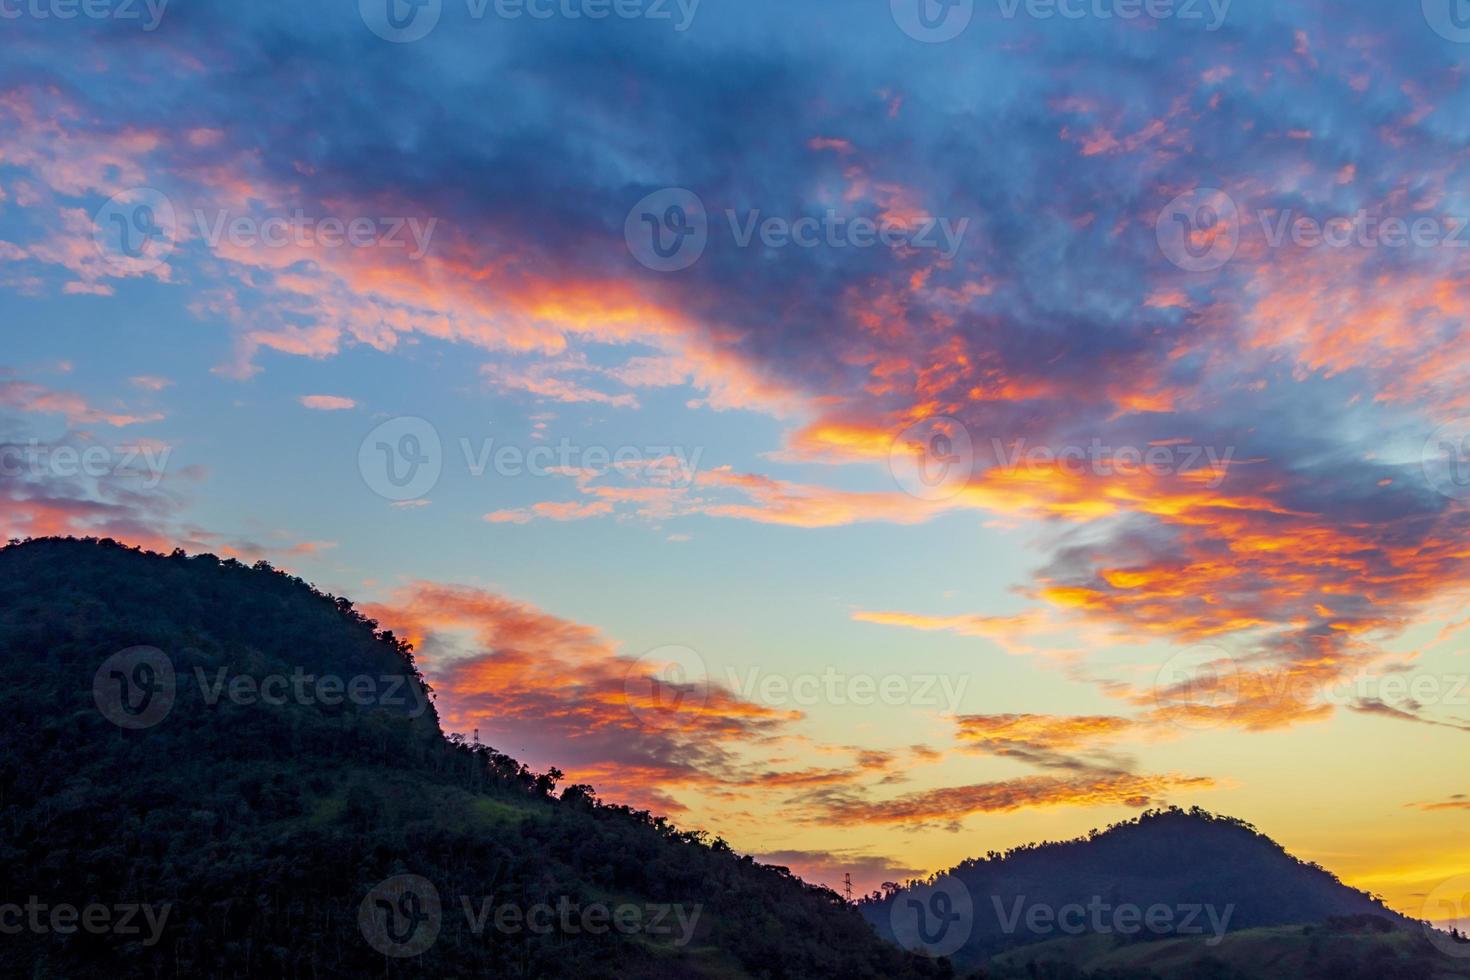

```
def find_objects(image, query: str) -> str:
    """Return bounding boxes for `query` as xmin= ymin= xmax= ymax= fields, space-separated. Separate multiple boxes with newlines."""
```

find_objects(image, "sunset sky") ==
xmin=3 ymin=0 xmax=1469 ymax=927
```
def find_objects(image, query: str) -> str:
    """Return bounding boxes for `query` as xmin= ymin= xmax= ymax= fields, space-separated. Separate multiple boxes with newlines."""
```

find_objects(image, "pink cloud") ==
xmin=298 ymin=394 xmax=357 ymax=411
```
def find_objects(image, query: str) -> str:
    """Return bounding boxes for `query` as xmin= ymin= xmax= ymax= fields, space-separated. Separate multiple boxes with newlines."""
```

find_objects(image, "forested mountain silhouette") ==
xmin=0 ymin=537 xmax=947 ymax=979
xmin=861 ymin=806 xmax=1455 ymax=976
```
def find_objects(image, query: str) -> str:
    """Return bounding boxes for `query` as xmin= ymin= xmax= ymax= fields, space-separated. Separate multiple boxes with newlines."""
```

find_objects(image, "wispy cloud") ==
xmin=298 ymin=394 xmax=357 ymax=411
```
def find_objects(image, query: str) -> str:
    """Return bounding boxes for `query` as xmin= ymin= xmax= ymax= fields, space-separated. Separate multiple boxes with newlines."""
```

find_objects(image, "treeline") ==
xmin=0 ymin=537 xmax=949 ymax=979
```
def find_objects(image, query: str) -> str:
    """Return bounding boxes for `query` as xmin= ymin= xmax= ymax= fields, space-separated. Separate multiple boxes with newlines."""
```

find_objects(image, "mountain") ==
xmin=8 ymin=537 xmax=1468 ymax=980
xmin=861 ymin=808 xmax=1467 ymax=976
xmin=0 ymin=537 xmax=948 ymax=980
xmin=988 ymin=920 xmax=1470 ymax=980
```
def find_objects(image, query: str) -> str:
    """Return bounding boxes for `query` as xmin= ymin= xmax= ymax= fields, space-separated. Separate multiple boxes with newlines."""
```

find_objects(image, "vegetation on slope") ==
xmin=0 ymin=537 xmax=948 ymax=980
xmin=860 ymin=801 xmax=1442 ymax=970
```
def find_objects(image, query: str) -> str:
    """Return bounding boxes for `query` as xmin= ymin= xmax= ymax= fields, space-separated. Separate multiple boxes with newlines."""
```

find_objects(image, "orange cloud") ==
xmin=804 ymin=772 xmax=1215 ymax=829
xmin=955 ymin=713 xmax=1137 ymax=752
xmin=298 ymin=394 xmax=356 ymax=411
xmin=357 ymin=582 xmax=933 ymax=814
xmin=0 ymin=376 xmax=163 ymax=427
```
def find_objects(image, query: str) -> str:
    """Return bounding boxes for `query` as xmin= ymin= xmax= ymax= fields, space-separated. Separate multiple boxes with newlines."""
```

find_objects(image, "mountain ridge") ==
xmin=0 ymin=536 xmax=945 ymax=979
xmin=861 ymin=804 xmax=1430 ymax=971
xmin=5 ymin=536 xmax=1467 ymax=979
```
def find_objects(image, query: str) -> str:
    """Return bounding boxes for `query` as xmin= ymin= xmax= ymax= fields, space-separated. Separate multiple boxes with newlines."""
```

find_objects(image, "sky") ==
xmin=1 ymin=0 xmax=1469 ymax=929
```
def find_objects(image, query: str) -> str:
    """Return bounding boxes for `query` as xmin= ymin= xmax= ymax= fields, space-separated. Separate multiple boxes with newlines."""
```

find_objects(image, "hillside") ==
xmin=0 ymin=537 xmax=947 ymax=979
xmin=987 ymin=920 xmax=1470 ymax=980
xmin=861 ymin=808 xmax=1456 ymax=974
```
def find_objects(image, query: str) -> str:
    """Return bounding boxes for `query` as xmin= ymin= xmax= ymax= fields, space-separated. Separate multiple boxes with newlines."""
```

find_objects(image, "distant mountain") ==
xmin=988 ymin=919 xmax=1470 ymax=980
xmin=860 ymin=807 xmax=1455 ymax=975
xmin=0 ymin=537 xmax=947 ymax=979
